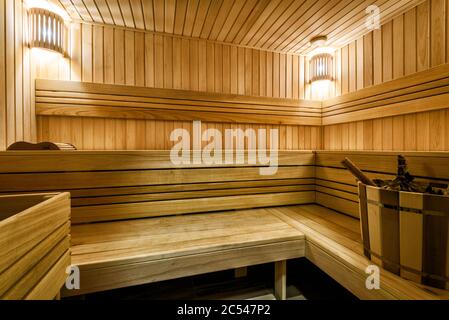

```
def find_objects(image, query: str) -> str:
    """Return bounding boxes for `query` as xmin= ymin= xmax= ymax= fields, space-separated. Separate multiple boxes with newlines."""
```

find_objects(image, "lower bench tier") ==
xmin=63 ymin=205 xmax=449 ymax=300
xmin=64 ymin=208 xmax=305 ymax=296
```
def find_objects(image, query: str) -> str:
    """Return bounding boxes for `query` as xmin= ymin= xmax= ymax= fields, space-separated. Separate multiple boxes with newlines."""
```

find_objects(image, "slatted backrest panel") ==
xmin=315 ymin=151 xmax=449 ymax=218
xmin=0 ymin=151 xmax=315 ymax=224
xmin=322 ymin=63 xmax=449 ymax=125
xmin=35 ymin=79 xmax=322 ymax=126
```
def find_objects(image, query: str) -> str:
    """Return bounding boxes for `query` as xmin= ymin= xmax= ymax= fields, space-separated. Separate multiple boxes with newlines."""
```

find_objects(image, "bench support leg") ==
xmin=234 ymin=267 xmax=248 ymax=278
xmin=274 ymin=260 xmax=287 ymax=300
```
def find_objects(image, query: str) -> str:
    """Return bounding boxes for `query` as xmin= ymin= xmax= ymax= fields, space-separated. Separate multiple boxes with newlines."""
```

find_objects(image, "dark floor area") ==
xmin=68 ymin=258 xmax=357 ymax=300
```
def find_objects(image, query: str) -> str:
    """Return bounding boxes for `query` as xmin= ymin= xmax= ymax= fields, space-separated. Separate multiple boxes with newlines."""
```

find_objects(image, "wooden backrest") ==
xmin=322 ymin=63 xmax=449 ymax=125
xmin=35 ymin=79 xmax=321 ymax=126
xmin=0 ymin=151 xmax=315 ymax=224
xmin=2 ymin=150 xmax=447 ymax=223
xmin=315 ymin=151 xmax=449 ymax=218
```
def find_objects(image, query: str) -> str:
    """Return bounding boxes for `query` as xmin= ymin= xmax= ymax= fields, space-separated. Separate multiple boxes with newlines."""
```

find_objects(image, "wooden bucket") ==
xmin=358 ymin=182 xmax=449 ymax=289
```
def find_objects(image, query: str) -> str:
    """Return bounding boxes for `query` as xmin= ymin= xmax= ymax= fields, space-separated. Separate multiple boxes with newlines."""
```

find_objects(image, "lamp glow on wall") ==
xmin=28 ymin=7 xmax=65 ymax=54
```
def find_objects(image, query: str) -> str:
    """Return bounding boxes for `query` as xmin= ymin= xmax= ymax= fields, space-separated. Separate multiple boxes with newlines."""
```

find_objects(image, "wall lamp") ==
xmin=28 ymin=7 xmax=65 ymax=54
xmin=308 ymin=36 xmax=333 ymax=83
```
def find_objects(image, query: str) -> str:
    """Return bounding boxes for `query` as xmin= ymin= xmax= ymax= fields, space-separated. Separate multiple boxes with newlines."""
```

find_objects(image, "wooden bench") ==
xmin=310 ymin=151 xmax=449 ymax=299
xmin=0 ymin=150 xmax=314 ymax=298
xmin=271 ymin=205 xmax=449 ymax=300
xmin=1 ymin=150 xmax=449 ymax=300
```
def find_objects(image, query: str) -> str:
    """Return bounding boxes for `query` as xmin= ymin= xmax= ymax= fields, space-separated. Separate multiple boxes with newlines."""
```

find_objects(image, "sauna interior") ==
xmin=2 ymin=0 xmax=449 ymax=302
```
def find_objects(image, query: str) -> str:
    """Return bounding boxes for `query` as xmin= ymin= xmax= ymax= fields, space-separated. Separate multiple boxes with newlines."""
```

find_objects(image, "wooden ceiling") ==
xmin=53 ymin=0 xmax=424 ymax=54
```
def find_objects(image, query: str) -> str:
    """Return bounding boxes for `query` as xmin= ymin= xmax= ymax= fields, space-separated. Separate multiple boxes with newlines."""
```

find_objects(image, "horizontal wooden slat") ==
xmin=72 ymin=191 xmax=315 ymax=223
xmin=35 ymin=79 xmax=321 ymax=125
xmin=0 ymin=150 xmax=314 ymax=173
xmin=71 ymin=185 xmax=315 ymax=206
xmin=315 ymin=185 xmax=359 ymax=202
xmin=25 ymin=250 xmax=71 ymax=300
xmin=315 ymin=179 xmax=358 ymax=194
xmin=0 ymin=166 xmax=314 ymax=193
xmin=68 ymin=178 xmax=315 ymax=198
xmin=322 ymin=64 xmax=449 ymax=125
xmin=0 ymin=193 xmax=70 ymax=274
xmin=316 ymin=166 xmax=393 ymax=186
xmin=2 ymin=236 xmax=70 ymax=299
xmin=36 ymin=104 xmax=322 ymax=125
xmin=316 ymin=192 xmax=359 ymax=218
xmin=65 ymin=240 xmax=304 ymax=296
xmin=0 ymin=221 xmax=70 ymax=297
xmin=36 ymin=79 xmax=321 ymax=108
xmin=316 ymin=151 xmax=449 ymax=180
xmin=36 ymin=91 xmax=321 ymax=113
xmin=0 ymin=179 xmax=314 ymax=200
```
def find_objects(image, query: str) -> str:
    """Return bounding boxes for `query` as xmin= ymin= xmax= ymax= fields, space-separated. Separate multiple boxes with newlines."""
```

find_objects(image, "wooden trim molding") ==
xmin=35 ymin=79 xmax=322 ymax=126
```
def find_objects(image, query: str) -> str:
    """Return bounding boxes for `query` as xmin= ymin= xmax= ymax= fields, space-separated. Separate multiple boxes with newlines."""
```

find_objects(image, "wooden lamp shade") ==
xmin=309 ymin=53 xmax=333 ymax=83
xmin=28 ymin=8 xmax=65 ymax=54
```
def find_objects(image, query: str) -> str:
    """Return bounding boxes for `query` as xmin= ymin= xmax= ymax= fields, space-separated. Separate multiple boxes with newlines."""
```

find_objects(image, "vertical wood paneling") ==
xmin=125 ymin=31 xmax=135 ymax=86
xmin=392 ymin=16 xmax=404 ymax=79
xmin=93 ymin=25 xmax=104 ymax=83
xmin=373 ymin=29 xmax=382 ymax=85
xmin=431 ymin=0 xmax=446 ymax=67
xmin=82 ymin=24 xmax=93 ymax=82
xmin=135 ymin=32 xmax=145 ymax=87
xmin=0 ymin=0 xmax=5 ymax=149
xmin=363 ymin=33 xmax=373 ymax=87
xmin=417 ymin=1 xmax=430 ymax=71
xmin=114 ymin=29 xmax=125 ymax=84
xmin=356 ymin=38 xmax=364 ymax=90
xmin=104 ymin=26 xmax=114 ymax=84
xmin=341 ymin=46 xmax=349 ymax=94
xmin=348 ymin=42 xmax=356 ymax=92
xmin=5 ymin=0 xmax=15 ymax=147
xmin=382 ymin=21 xmax=393 ymax=82
xmin=404 ymin=8 xmax=417 ymax=75
xmin=1 ymin=0 xmax=35 ymax=149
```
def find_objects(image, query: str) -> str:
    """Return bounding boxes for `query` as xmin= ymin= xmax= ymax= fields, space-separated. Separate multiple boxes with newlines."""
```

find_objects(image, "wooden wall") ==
xmin=5 ymin=0 xmax=448 ymax=152
xmin=0 ymin=0 xmax=34 ymax=151
xmin=33 ymin=22 xmax=321 ymax=150
xmin=326 ymin=0 xmax=449 ymax=151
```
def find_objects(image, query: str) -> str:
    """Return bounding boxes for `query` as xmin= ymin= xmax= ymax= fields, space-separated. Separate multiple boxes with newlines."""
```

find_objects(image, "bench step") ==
xmin=64 ymin=209 xmax=305 ymax=296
